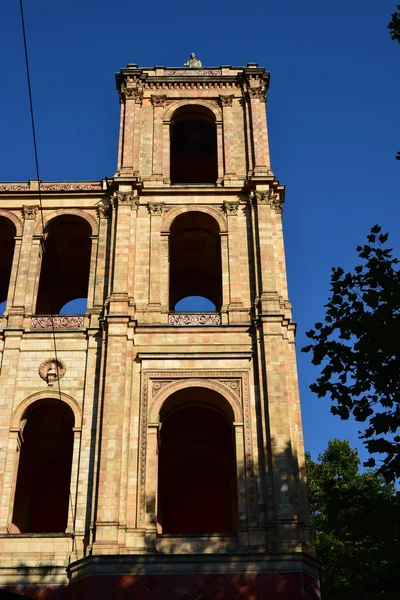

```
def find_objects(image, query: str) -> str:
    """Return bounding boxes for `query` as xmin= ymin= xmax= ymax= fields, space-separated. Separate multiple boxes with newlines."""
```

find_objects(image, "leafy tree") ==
xmin=302 ymin=226 xmax=400 ymax=482
xmin=388 ymin=5 xmax=400 ymax=43
xmin=306 ymin=439 xmax=400 ymax=600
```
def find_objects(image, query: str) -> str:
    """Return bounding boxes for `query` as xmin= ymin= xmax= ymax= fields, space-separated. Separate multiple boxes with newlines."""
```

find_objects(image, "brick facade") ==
xmin=0 ymin=61 xmax=319 ymax=598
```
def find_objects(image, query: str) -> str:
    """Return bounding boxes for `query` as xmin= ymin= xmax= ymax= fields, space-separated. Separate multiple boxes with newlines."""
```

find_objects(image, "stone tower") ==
xmin=0 ymin=58 xmax=319 ymax=598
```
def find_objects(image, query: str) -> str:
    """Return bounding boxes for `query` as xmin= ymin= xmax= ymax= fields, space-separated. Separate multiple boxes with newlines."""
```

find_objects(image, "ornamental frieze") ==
xmin=168 ymin=313 xmax=221 ymax=326
xmin=31 ymin=316 xmax=84 ymax=329
xmin=167 ymin=69 xmax=222 ymax=76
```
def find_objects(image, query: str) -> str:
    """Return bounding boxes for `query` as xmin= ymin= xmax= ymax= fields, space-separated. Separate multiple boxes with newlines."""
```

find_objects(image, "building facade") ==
xmin=0 ymin=60 xmax=319 ymax=599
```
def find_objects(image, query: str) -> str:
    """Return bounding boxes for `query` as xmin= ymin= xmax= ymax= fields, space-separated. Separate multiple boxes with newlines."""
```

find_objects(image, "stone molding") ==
xmin=31 ymin=316 xmax=84 ymax=329
xmin=254 ymin=190 xmax=284 ymax=214
xmin=40 ymin=183 xmax=102 ymax=191
xmin=148 ymin=202 xmax=164 ymax=216
xmin=0 ymin=184 xmax=30 ymax=191
xmin=223 ymin=200 xmax=240 ymax=216
xmin=219 ymin=94 xmax=234 ymax=107
xmin=151 ymin=94 xmax=167 ymax=108
xmin=168 ymin=313 xmax=221 ymax=326
xmin=138 ymin=371 xmax=256 ymax=526
xmin=22 ymin=205 xmax=38 ymax=220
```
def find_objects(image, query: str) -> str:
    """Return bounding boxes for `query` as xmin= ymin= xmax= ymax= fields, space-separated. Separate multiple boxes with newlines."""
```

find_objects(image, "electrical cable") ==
xmin=18 ymin=1 xmax=85 ymax=597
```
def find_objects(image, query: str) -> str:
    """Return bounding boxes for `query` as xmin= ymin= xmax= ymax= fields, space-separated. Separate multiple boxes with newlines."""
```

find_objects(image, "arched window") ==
xmin=11 ymin=400 xmax=74 ymax=533
xmin=158 ymin=387 xmax=238 ymax=534
xmin=0 ymin=217 xmax=16 ymax=315
xmin=35 ymin=215 xmax=91 ymax=314
xmin=170 ymin=105 xmax=218 ymax=185
xmin=169 ymin=212 xmax=222 ymax=311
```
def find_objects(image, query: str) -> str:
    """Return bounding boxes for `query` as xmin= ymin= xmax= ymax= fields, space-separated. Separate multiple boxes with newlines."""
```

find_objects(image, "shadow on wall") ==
xmin=0 ymin=440 xmax=318 ymax=599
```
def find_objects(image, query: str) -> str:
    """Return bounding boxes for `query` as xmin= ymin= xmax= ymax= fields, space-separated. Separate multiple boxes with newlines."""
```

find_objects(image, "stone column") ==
xmin=248 ymin=87 xmax=271 ymax=176
xmin=220 ymin=95 xmax=236 ymax=181
xmin=145 ymin=424 xmax=159 ymax=532
xmin=116 ymin=93 xmax=125 ymax=172
xmin=234 ymin=422 xmax=247 ymax=531
xmin=253 ymin=191 xmax=280 ymax=314
xmin=94 ymin=205 xmax=111 ymax=309
xmin=119 ymin=89 xmax=142 ymax=175
xmin=147 ymin=202 xmax=164 ymax=321
xmin=162 ymin=120 xmax=171 ymax=183
xmin=8 ymin=206 xmax=38 ymax=327
xmin=66 ymin=427 xmax=82 ymax=533
xmin=224 ymin=200 xmax=244 ymax=322
xmin=110 ymin=192 xmax=139 ymax=308
xmin=151 ymin=95 xmax=166 ymax=182
xmin=216 ymin=121 xmax=224 ymax=183
xmin=220 ymin=231 xmax=230 ymax=324
xmin=0 ymin=428 xmax=22 ymax=532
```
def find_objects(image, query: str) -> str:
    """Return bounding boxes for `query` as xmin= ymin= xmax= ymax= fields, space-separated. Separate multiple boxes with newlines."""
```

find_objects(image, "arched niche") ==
xmin=156 ymin=386 xmax=238 ymax=535
xmin=168 ymin=211 xmax=223 ymax=311
xmin=11 ymin=398 xmax=75 ymax=534
xmin=0 ymin=215 xmax=17 ymax=313
xmin=35 ymin=214 xmax=92 ymax=314
xmin=170 ymin=104 xmax=218 ymax=184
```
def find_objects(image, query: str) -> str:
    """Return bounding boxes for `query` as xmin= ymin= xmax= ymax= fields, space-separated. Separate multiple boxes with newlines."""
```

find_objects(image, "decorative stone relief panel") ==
xmin=138 ymin=370 xmax=256 ymax=526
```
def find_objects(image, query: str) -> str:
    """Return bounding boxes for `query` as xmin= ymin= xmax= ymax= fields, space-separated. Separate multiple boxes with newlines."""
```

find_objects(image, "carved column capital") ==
xmin=147 ymin=202 xmax=164 ymax=216
xmin=247 ymin=86 xmax=267 ymax=103
xmin=113 ymin=192 xmax=140 ymax=210
xmin=219 ymin=94 xmax=234 ymax=107
xmin=22 ymin=205 xmax=38 ymax=220
xmin=120 ymin=85 xmax=143 ymax=106
xmin=223 ymin=200 xmax=240 ymax=216
xmin=96 ymin=204 xmax=111 ymax=220
xmin=254 ymin=190 xmax=283 ymax=214
xmin=151 ymin=94 xmax=167 ymax=108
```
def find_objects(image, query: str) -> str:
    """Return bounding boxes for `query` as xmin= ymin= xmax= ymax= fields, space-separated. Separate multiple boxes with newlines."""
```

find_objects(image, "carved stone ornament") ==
xmin=168 ymin=69 xmax=222 ymax=77
xmin=219 ymin=94 xmax=234 ymax=107
xmin=248 ymin=86 xmax=267 ymax=102
xmin=31 ymin=316 xmax=84 ymax=329
xmin=120 ymin=85 xmax=143 ymax=105
xmin=39 ymin=358 xmax=66 ymax=386
xmin=113 ymin=192 xmax=140 ymax=209
xmin=147 ymin=202 xmax=164 ymax=216
xmin=184 ymin=52 xmax=202 ymax=67
xmin=22 ymin=205 xmax=38 ymax=220
xmin=223 ymin=200 xmax=240 ymax=216
xmin=151 ymin=94 xmax=167 ymax=108
xmin=40 ymin=183 xmax=101 ymax=191
xmin=254 ymin=190 xmax=283 ymax=214
xmin=0 ymin=184 xmax=30 ymax=192
xmin=96 ymin=204 xmax=111 ymax=220
xmin=168 ymin=313 xmax=221 ymax=326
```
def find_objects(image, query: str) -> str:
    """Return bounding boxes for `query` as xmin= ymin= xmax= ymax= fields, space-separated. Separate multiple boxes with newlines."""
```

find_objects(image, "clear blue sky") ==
xmin=1 ymin=0 xmax=399 ymax=464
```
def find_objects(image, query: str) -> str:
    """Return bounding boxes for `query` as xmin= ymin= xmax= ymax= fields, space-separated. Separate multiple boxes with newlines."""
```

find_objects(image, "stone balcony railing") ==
xmin=168 ymin=313 xmax=221 ymax=326
xmin=31 ymin=315 xmax=85 ymax=330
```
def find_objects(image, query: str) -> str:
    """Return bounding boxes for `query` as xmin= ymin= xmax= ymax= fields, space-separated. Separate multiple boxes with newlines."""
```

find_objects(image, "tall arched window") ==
xmin=157 ymin=387 xmax=238 ymax=534
xmin=0 ymin=217 xmax=16 ymax=315
xmin=169 ymin=212 xmax=222 ymax=311
xmin=170 ymin=105 xmax=218 ymax=185
xmin=11 ymin=400 xmax=74 ymax=533
xmin=35 ymin=215 xmax=92 ymax=314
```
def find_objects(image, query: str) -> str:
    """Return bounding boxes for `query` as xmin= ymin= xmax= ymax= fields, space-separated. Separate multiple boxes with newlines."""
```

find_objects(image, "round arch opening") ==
xmin=0 ymin=216 xmax=16 ymax=313
xmin=11 ymin=399 xmax=74 ymax=534
xmin=157 ymin=387 xmax=238 ymax=535
xmin=35 ymin=214 xmax=92 ymax=314
xmin=170 ymin=105 xmax=218 ymax=185
xmin=169 ymin=211 xmax=222 ymax=311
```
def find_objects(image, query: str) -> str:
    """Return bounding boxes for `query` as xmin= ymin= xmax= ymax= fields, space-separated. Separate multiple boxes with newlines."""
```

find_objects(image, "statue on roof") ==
xmin=184 ymin=53 xmax=202 ymax=68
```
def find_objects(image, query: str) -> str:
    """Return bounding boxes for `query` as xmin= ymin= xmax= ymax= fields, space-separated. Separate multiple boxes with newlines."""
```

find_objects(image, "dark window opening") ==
xmin=0 ymin=217 xmax=16 ymax=315
xmin=35 ymin=216 xmax=91 ymax=314
xmin=170 ymin=105 xmax=218 ymax=184
xmin=158 ymin=388 xmax=238 ymax=534
xmin=11 ymin=400 xmax=74 ymax=534
xmin=169 ymin=212 xmax=222 ymax=311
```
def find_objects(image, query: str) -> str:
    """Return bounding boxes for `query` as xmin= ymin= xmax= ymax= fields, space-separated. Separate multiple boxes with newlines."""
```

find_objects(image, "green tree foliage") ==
xmin=388 ymin=5 xmax=400 ymax=43
xmin=306 ymin=439 xmax=400 ymax=599
xmin=302 ymin=226 xmax=400 ymax=482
